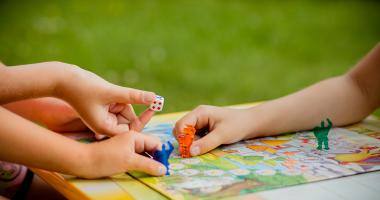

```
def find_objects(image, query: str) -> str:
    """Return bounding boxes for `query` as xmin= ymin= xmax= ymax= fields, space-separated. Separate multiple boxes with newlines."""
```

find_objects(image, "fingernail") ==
xmin=190 ymin=146 xmax=200 ymax=156
xmin=95 ymin=134 xmax=106 ymax=140
xmin=177 ymin=134 xmax=184 ymax=139
xmin=158 ymin=165 xmax=166 ymax=175
xmin=143 ymin=92 xmax=155 ymax=103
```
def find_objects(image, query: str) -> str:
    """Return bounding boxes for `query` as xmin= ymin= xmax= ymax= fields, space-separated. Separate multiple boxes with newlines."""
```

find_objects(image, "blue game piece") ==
xmin=153 ymin=141 xmax=174 ymax=175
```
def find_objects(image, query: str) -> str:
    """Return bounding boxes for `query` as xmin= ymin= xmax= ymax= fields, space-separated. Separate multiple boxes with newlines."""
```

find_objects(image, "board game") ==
xmin=111 ymin=117 xmax=380 ymax=200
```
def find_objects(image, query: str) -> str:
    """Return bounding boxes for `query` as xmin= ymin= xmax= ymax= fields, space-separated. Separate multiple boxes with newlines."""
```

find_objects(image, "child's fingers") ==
xmin=102 ymin=114 xmax=130 ymax=137
xmin=173 ymin=113 xmax=197 ymax=139
xmin=132 ymin=132 xmax=162 ymax=153
xmin=115 ymin=115 xmax=130 ymax=133
xmin=82 ymin=104 xmax=118 ymax=136
xmin=109 ymin=103 xmax=125 ymax=113
xmin=95 ymin=133 xmax=107 ymax=140
xmin=119 ymin=104 xmax=137 ymax=122
xmin=173 ymin=105 xmax=213 ymax=139
xmin=129 ymin=154 xmax=166 ymax=176
xmin=111 ymin=86 xmax=155 ymax=105
xmin=131 ymin=108 xmax=155 ymax=131
xmin=189 ymin=128 xmax=224 ymax=156
xmin=117 ymin=104 xmax=137 ymax=132
xmin=88 ymin=105 xmax=130 ymax=137
xmin=89 ymin=104 xmax=141 ymax=137
xmin=138 ymin=109 xmax=155 ymax=127
xmin=117 ymin=114 xmax=130 ymax=125
xmin=109 ymin=104 xmax=135 ymax=134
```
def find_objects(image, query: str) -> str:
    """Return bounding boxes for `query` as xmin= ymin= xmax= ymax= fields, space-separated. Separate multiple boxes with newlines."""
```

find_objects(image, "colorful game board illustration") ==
xmin=112 ymin=117 xmax=380 ymax=200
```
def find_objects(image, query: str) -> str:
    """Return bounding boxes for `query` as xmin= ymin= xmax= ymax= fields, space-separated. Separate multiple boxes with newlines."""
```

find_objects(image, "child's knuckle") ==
xmin=197 ymin=105 xmax=213 ymax=116
xmin=195 ymin=105 xmax=208 ymax=113
xmin=95 ymin=127 xmax=107 ymax=136
xmin=174 ymin=120 xmax=184 ymax=129
xmin=98 ymin=122 xmax=111 ymax=134
xmin=124 ymin=155 xmax=135 ymax=169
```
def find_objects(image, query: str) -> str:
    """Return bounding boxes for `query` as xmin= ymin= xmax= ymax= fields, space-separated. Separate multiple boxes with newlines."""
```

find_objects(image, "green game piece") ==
xmin=312 ymin=118 xmax=332 ymax=150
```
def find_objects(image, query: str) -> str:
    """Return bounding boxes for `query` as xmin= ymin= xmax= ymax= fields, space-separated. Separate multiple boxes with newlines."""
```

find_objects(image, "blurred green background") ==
xmin=1 ymin=0 xmax=379 ymax=114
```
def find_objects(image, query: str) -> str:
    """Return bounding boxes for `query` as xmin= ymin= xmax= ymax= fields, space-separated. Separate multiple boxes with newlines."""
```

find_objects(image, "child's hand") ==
xmin=0 ymin=105 xmax=165 ymax=179
xmin=55 ymin=63 xmax=156 ymax=138
xmin=82 ymin=131 xmax=166 ymax=178
xmin=173 ymin=105 xmax=258 ymax=156
xmin=1 ymin=62 xmax=155 ymax=137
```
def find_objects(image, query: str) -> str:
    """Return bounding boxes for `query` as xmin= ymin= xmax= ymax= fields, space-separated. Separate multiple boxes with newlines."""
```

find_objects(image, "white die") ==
xmin=150 ymin=95 xmax=164 ymax=111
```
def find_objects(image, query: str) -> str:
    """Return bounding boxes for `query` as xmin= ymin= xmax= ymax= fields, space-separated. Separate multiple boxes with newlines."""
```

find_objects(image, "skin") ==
xmin=3 ymin=97 xmax=89 ymax=133
xmin=174 ymin=42 xmax=380 ymax=157
xmin=0 ymin=61 xmax=166 ymax=178
xmin=0 ymin=62 xmax=156 ymax=137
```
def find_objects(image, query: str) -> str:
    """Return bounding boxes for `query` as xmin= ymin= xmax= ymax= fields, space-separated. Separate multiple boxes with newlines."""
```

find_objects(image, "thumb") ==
xmin=130 ymin=109 xmax=155 ymax=132
xmin=112 ymin=85 xmax=155 ymax=105
xmin=129 ymin=154 xmax=167 ymax=176
xmin=190 ymin=129 xmax=224 ymax=156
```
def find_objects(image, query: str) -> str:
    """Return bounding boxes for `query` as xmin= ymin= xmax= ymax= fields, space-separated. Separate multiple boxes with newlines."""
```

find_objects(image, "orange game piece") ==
xmin=178 ymin=125 xmax=196 ymax=158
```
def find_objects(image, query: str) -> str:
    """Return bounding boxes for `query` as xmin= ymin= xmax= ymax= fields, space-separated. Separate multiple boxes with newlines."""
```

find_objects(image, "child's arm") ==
xmin=249 ymin=43 xmax=380 ymax=135
xmin=174 ymin=43 xmax=380 ymax=156
xmin=0 ymin=62 xmax=64 ymax=103
xmin=0 ymin=106 xmax=166 ymax=178
xmin=0 ymin=62 xmax=155 ymax=136
xmin=0 ymin=62 xmax=88 ymax=132
xmin=3 ymin=97 xmax=88 ymax=132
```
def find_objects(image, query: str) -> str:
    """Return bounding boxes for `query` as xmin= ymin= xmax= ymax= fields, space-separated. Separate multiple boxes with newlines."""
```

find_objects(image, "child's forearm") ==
xmin=249 ymin=75 xmax=371 ymax=137
xmin=249 ymin=43 xmax=380 ymax=137
xmin=0 ymin=107 xmax=90 ymax=176
xmin=0 ymin=62 xmax=66 ymax=104
xmin=3 ymin=98 xmax=61 ymax=124
xmin=2 ymin=97 xmax=78 ymax=128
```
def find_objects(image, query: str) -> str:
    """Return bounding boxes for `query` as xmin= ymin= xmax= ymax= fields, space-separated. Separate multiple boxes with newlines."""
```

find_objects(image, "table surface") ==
xmin=31 ymin=103 xmax=380 ymax=200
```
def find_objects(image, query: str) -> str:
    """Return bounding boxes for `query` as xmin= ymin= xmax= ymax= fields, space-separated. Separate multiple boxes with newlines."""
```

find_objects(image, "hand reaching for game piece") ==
xmin=173 ymin=105 xmax=258 ymax=156
xmin=77 ymin=131 xmax=166 ymax=178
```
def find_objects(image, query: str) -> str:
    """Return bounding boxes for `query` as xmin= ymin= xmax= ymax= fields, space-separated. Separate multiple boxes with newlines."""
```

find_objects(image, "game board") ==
xmin=111 ymin=116 xmax=380 ymax=200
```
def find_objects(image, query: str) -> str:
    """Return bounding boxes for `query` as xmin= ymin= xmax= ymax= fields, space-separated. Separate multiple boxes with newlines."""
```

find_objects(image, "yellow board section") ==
xmin=260 ymin=140 xmax=289 ymax=146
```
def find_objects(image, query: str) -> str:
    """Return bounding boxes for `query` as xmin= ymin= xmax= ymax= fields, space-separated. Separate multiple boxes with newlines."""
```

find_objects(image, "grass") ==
xmin=0 ymin=0 xmax=379 ymax=115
